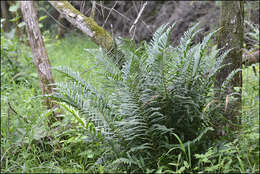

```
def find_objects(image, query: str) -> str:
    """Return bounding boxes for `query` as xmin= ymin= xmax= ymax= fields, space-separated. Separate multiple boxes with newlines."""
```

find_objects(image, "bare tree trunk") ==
xmin=20 ymin=2 xmax=56 ymax=110
xmin=215 ymin=1 xmax=244 ymax=125
xmin=1 ymin=1 xmax=10 ymax=32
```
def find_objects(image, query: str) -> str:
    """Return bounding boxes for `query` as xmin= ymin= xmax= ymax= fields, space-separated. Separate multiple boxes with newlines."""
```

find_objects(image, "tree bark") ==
xmin=1 ymin=1 xmax=10 ymax=32
xmin=215 ymin=1 xmax=244 ymax=124
xmin=20 ymin=2 xmax=56 ymax=110
xmin=49 ymin=1 xmax=115 ymax=52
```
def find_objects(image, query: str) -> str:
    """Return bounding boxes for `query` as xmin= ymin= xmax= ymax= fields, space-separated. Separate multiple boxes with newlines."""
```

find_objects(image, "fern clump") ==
xmin=52 ymin=23 xmax=231 ymax=172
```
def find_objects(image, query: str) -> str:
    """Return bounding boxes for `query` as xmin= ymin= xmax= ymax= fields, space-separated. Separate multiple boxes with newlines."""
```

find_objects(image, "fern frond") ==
xmin=112 ymin=157 xmax=137 ymax=166
xmin=221 ymin=68 xmax=242 ymax=92
xmin=207 ymin=48 xmax=233 ymax=80
xmin=245 ymin=21 xmax=259 ymax=45
xmin=178 ymin=22 xmax=202 ymax=59
xmin=201 ymin=28 xmax=221 ymax=52
xmin=53 ymin=67 xmax=119 ymax=140
xmin=55 ymin=101 xmax=99 ymax=136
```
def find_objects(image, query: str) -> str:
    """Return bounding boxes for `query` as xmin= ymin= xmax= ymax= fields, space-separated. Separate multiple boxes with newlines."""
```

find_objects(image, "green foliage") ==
xmin=245 ymin=20 xmax=259 ymax=49
xmin=1 ymin=23 xmax=37 ymax=90
xmin=52 ymin=23 xmax=236 ymax=172
xmin=192 ymin=66 xmax=259 ymax=173
xmin=1 ymin=27 xmax=51 ymax=172
xmin=1 ymin=21 xmax=258 ymax=173
xmin=0 ymin=33 xmax=105 ymax=173
xmin=8 ymin=2 xmax=26 ymax=33
xmin=150 ymin=66 xmax=259 ymax=174
xmin=0 ymin=82 xmax=50 ymax=172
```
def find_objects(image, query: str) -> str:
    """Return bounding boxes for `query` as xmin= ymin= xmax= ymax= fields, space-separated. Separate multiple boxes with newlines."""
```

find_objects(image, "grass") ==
xmin=47 ymin=33 xmax=97 ymax=78
xmin=47 ymin=32 xmax=109 ymax=90
xmin=1 ymin=31 xmax=259 ymax=173
xmin=1 ymin=32 xmax=106 ymax=173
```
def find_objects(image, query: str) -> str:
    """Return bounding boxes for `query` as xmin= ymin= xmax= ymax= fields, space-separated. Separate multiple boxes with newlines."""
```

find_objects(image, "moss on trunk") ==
xmin=215 ymin=1 xmax=244 ymax=126
xmin=49 ymin=1 xmax=115 ymax=52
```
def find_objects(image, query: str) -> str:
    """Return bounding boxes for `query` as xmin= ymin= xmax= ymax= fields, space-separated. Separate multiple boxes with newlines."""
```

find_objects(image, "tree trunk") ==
xmin=20 ymin=2 xmax=56 ymax=110
xmin=1 ymin=1 xmax=10 ymax=32
xmin=215 ymin=1 xmax=244 ymax=124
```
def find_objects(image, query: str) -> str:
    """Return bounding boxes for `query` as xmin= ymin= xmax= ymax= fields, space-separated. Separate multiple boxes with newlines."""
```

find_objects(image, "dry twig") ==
xmin=90 ymin=1 xmax=96 ymax=19
xmin=102 ymin=1 xmax=118 ymax=28
xmin=129 ymin=1 xmax=148 ymax=35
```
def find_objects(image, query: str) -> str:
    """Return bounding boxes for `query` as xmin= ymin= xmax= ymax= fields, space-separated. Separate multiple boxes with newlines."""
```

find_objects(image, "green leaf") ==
xmin=237 ymin=155 xmax=245 ymax=173
xmin=192 ymin=44 xmax=201 ymax=77
xmin=30 ymin=73 xmax=38 ymax=78
xmin=41 ymin=108 xmax=54 ymax=118
xmin=39 ymin=15 xmax=47 ymax=22
xmin=33 ymin=126 xmax=46 ymax=141
xmin=184 ymin=161 xmax=189 ymax=168
xmin=9 ymin=3 xmax=20 ymax=12
xmin=87 ymin=150 xmax=94 ymax=158
xmin=177 ymin=166 xmax=186 ymax=173
xmin=10 ymin=16 xmax=21 ymax=22
xmin=17 ymin=22 xmax=25 ymax=28
xmin=56 ymin=101 xmax=86 ymax=127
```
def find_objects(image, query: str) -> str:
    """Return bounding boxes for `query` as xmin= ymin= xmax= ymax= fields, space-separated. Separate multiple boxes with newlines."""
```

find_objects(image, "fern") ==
xmin=52 ymin=67 xmax=119 ymax=140
xmin=52 ymin=22 xmax=232 ymax=172
xmin=221 ymin=68 xmax=242 ymax=93
xmin=245 ymin=21 xmax=259 ymax=47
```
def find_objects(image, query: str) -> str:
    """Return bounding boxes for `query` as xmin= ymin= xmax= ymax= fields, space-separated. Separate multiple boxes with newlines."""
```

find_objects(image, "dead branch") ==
xmin=129 ymin=1 xmax=148 ymax=35
xmin=102 ymin=1 xmax=118 ymax=28
xmin=90 ymin=1 xmax=96 ymax=19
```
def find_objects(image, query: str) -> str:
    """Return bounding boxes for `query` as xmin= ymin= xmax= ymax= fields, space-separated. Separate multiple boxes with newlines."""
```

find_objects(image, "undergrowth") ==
xmin=1 ymin=21 xmax=259 ymax=173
